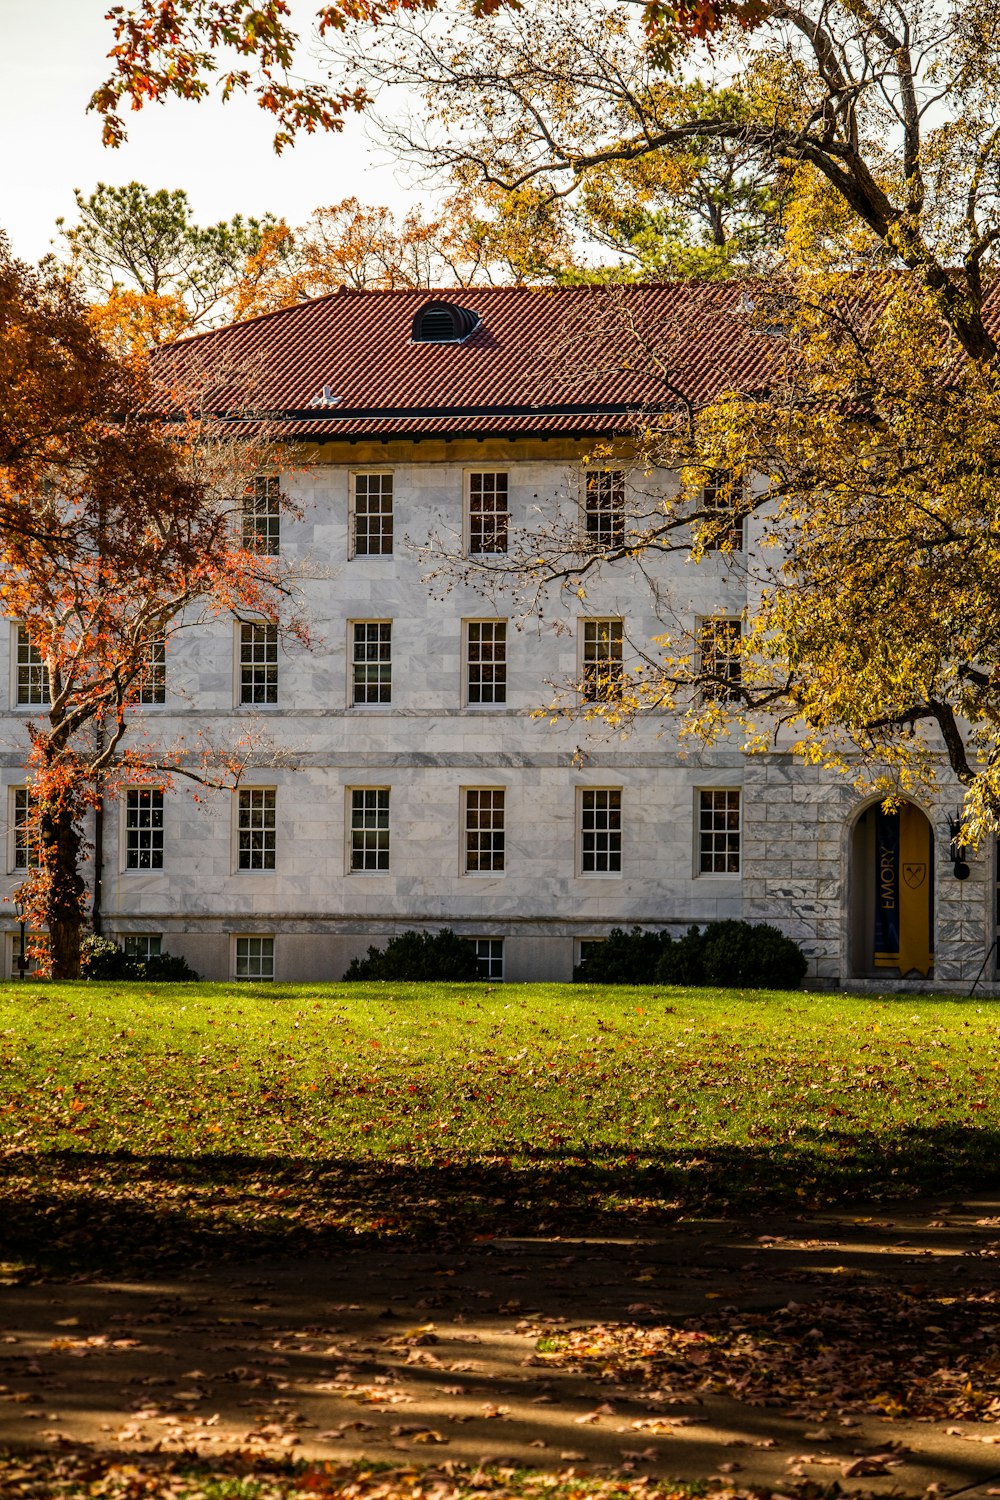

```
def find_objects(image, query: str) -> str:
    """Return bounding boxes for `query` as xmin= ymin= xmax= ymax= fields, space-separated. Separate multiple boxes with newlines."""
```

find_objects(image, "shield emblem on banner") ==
xmin=902 ymin=862 xmax=927 ymax=889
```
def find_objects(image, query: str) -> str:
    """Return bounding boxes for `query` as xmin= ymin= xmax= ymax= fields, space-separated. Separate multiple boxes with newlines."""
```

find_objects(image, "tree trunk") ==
xmin=39 ymin=802 xmax=86 ymax=980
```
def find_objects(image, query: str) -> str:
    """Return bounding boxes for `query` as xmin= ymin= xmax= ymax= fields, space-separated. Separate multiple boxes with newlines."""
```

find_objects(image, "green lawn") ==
xmin=0 ymin=981 xmax=998 ymax=1274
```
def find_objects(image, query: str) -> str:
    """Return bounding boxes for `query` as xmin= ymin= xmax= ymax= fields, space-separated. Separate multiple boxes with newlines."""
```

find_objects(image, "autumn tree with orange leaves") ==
xmin=90 ymin=0 xmax=751 ymax=154
xmin=0 ymin=241 xmax=300 ymax=978
xmin=391 ymin=0 xmax=1000 ymax=837
xmin=53 ymin=181 xmax=573 ymax=350
xmin=233 ymin=188 xmax=573 ymax=318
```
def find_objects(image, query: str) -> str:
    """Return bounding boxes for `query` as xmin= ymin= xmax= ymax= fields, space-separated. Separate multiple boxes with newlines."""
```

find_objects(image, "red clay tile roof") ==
xmin=154 ymin=282 xmax=781 ymax=440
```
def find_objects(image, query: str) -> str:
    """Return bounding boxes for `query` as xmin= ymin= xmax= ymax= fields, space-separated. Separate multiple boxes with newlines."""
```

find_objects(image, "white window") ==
xmin=8 ymin=931 xmax=44 ymax=980
xmin=238 ymin=788 xmax=276 ymax=871
xmin=580 ymin=788 xmax=622 ymax=874
xmin=468 ymin=938 xmax=504 ymax=980
xmin=698 ymin=789 xmax=741 ymax=874
xmin=239 ymin=622 xmax=278 ymax=705
xmin=584 ymin=470 xmax=625 ymax=548
xmin=135 ymin=633 xmax=166 ymax=705
xmin=11 ymin=787 xmax=36 ymax=872
xmin=235 ymin=935 xmax=274 ymax=981
xmin=468 ymin=472 xmax=509 ymax=554
xmin=697 ymin=618 xmax=742 ymax=702
xmin=243 ymin=475 xmax=281 ymax=555
xmin=576 ymin=938 xmax=604 ymax=972
xmin=15 ymin=627 xmax=48 ymax=707
xmin=465 ymin=788 xmax=505 ymax=874
xmin=701 ymin=471 xmax=744 ymax=551
xmin=581 ymin=619 xmax=623 ymax=702
xmin=353 ymin=472 xmax=393 ymax=555
xmin=122 ymin=934 xmax=163 ymax=963
xmin=350 ymin=788 xmax=389 ymax=872
xmin=466 ymin=620 xmax=507 ymax=705
xmin=125 ymin=789 xmax=164 ymax=870
xmin=352 ymin=622 xmax=391 ymax=705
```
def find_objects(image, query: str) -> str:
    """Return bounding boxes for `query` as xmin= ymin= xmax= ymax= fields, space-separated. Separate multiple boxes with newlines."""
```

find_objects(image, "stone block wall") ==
xmin=0 ymin=436 xmax=994 ymax=987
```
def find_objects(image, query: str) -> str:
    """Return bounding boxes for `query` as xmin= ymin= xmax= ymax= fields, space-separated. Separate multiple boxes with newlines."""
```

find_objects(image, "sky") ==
xmin=0 ymin=0 xmax=427 ymax=264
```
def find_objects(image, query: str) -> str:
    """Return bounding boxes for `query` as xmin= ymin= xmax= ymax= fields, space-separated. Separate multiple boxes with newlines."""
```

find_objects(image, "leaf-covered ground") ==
xmin=532 ymin=1282 xmax=1000 ymax=1422
xmin=0 ymin=1452 xmax=921 ymax=1499
xmin=2 ymin=982 xmax=1000 ymax=1274
xmin=7 ymin=1209 xmax=998 ymax=1481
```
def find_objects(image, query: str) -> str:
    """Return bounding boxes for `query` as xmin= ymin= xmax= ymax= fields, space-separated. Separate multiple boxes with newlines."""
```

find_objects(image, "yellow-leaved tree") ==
xmin=70 ymin=0 xmax=1000 ymax=831
xmin=372 ymin=0 xmax=1000 ymax=834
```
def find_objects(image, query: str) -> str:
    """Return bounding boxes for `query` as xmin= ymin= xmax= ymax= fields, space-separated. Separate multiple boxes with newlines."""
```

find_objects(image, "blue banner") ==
xmin=874 ymin=806 xmax=900 ymax=962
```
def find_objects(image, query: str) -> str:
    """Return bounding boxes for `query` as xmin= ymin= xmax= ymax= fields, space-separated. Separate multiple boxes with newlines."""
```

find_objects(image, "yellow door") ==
xmin=874 ymin=803 xmax=933 ymax=978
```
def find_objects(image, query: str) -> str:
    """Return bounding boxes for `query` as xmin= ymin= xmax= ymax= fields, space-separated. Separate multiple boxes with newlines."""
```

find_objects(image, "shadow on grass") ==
xmin=3 ymin=1126 xmax=1000 ymax=1275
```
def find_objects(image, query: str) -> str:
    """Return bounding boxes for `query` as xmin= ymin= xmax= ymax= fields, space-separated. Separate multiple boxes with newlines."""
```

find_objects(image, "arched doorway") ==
xmin=850 ymin=801 xmax=934 ymax=979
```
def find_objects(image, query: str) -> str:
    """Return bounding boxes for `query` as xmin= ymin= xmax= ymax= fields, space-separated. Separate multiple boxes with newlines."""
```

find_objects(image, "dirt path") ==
xmin=4 ymin=1193 xmax=1000 ymax=1495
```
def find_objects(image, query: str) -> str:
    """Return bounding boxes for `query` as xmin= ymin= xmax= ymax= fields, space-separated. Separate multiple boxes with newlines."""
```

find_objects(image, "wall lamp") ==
xmin=12 ymin=894 xmax=28 ymax=979
xmin=947 ymin=812 xmax=971 ymax=880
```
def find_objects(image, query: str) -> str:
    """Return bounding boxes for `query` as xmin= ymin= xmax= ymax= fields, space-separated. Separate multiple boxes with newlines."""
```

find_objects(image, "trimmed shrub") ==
xmin=577 ymin=920 xmax=807 ymax=989
xmin=343 ymin=928 xmax=481 ymax=982
xmin=699 ymin=919 xmax=808 ymax=989
xmin=80 ymin=935 xmax=134 ymax=980
xmin=573 ymin=926 xmax=674 ymax=984
xmin=654 ymin=924 xmax=706 ymax=985
xmin=79 ymin=936 xmax=200 ymax=982
xmin=141 ymin=951 xmax=200 ymax=981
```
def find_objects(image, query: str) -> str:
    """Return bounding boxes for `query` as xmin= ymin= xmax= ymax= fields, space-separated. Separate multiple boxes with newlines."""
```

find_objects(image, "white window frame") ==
xmin=12 ymin=625 xmax=49 ymax=709
xmin=8 ymin=931 xmax=44 ymax=980
xmin=700 ymin=470 xmax=745 ymax=552
xmin=579 ymin=618 xmax=624 ymax=703
xmin=575 ymin=937 xmax=605 ymax=972
xmin=465 ymin=469 xmax=510 ymax=555
xmin=582 ymin=469 xmax=626 ymax=550
xmin=236 ymin=620 xmax=279 ymax=708
xmin=9 ymin=785 xmax=36 ymax=874
xmin=468 ymin=937 xmax=505 ymax=980
xmin=349 ymin=620 xmax=392 ymax=707
xmin=120 ymin=933 xmax=164 ymax=964
xmin=696 ymin=616 xmax=742 ymax=704
xmin=122 ymin=788 xmax=165 ymax=873
xmin=463 ymin=618 xmax=508 ymax=708
xmin=462 ymin=786 xmax=506 ymax=876
xmin=242 ymin=474 xmax=281 ymax=556
xmin=135 ymin=632 xmax=167 ymax=706
xmin=350 ymin=470 xmax=394 ymax=558
xmin=696 ymin=787 xmax=742 ymax=877
xmin=233 ymin=934 xmax=275 ymax=981
xmin=347 ymin=786 xmax=391 ymax=874
xmin=577 ymin=786 xmax=623 ymax=877
xmin=235 ymin=786 xmax=277 ymax=873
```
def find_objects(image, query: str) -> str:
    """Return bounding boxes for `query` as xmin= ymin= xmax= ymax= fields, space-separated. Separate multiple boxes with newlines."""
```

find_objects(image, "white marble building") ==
xmin=1 ymin=285 xmax=992 ymax=986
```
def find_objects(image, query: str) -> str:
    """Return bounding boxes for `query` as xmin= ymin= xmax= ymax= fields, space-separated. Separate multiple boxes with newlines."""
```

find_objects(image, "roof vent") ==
xmin=411 ymin=300 xmax=480 ymax=344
